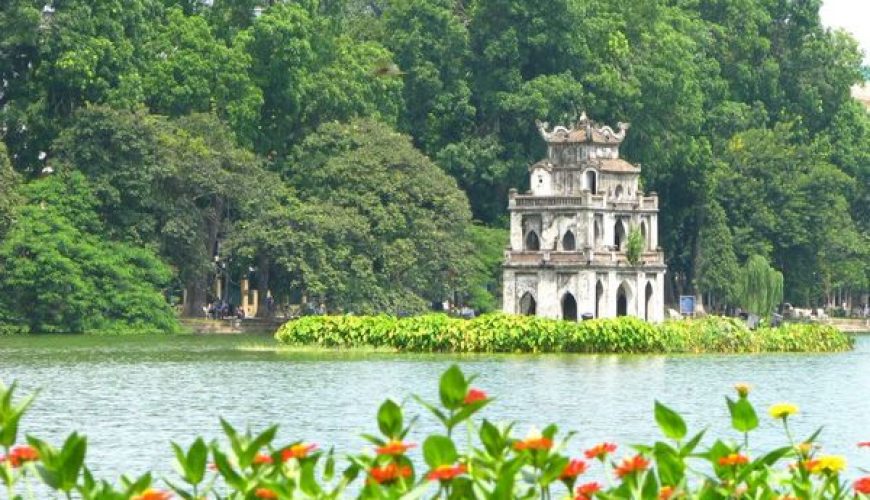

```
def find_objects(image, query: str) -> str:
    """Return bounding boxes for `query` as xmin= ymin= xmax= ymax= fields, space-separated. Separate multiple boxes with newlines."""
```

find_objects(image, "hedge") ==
xmin=274 ymin=313 xmax=853 ymax=353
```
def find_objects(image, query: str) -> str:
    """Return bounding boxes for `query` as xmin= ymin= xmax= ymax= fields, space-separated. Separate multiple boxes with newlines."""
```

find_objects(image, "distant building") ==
xmin=502 ymin=113 xmax=666 ymax=322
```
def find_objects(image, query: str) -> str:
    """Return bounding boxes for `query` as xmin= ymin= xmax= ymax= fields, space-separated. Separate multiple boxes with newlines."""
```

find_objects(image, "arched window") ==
xmin=595 ymin=281 xmax=604 ymax=318
xmin=594 ymin=218 xmax=602 ymax=247
xmin=525 ymin=231 xmax=540 ymax=251
xmin=640 ymin=221 xmax=648 ymax=251
xmin=562 ymin=230 xmax=576 ymax=251
xmin=614 ymin=185 xmax=624 ymax=199
xmin=585 ymin=170 xmax=597 ymax=194
xmin=617 ymin=284 xmax=628 ymax=317
xmin=519 ymin=292 xmax=536 ymax=316
xmin=562 ymin=293 xmax=578 ymax=321
xmin=644 ymin=282 xmax=654 ymax=321
xmin=614 ymin=220 xmax=626 ymax=249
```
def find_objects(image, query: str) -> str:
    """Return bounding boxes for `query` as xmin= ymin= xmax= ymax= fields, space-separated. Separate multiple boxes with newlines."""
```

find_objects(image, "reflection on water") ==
xmin=1 ymin=333 xmax=868 ymax=481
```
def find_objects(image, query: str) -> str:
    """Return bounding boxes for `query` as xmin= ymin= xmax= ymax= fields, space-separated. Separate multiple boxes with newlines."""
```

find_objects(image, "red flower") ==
xmin=369 ymin=463 xmax=412 ymax=484
xmin=575 ymin=481 xmax=602 ymax=500
xmin=560 ymin=459 xmax=589 ymax=480
xmin=464 ymin=388 xmax=487 ymax=405
xmin=281 ymin=443 xmax=317 ymax=461
xmin=718 ymin=453 xmax=749 ymax=467
xmin=132 ymin=489 xmax=173 ymax=500
xmin=584 ymin=442 xmax=617 ymax=460
xmin=615 ymin=455 xmax=650 ymax=478
xmin=427 ymin=463 xmax=467 ymax=481
xmin=859 ymin=442 xmax=870 ymax=448
xmin=1 ymin=445 xmax=39 ymax=468
xmin=513 ymin=436 xmax=553 ymax=451
xmin=254 ymin=488 xmax=278 ymax=499
xmin=854 ymin=476 xmax=870 ymax=494
xmin=375 ymin=440 xmax=416 ymax=456
xmin=252 ymin=453 xmax=273 ymax=466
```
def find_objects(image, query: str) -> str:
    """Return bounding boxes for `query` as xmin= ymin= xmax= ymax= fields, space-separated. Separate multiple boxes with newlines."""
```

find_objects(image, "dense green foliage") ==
xmin=3 ymin=366 xmax=870 ymax=498
xmin=275 ymin=314 xmax=853 ymax=353
xmin=0 ymin=0 xmax=868 ymax=329
xmin=0 ymin=173 xmax=179 ymax=333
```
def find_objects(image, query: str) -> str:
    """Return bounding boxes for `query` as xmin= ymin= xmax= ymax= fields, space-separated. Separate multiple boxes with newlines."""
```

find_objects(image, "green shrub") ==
xmin=275 ymin=314 xmax=853 ymax=353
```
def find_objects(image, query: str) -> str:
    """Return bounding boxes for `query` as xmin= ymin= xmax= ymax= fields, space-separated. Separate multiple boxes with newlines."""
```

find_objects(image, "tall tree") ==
xmin=239 ymin=2 xmax=403 ymax=157
xmin=140 ymin=7 xmax=262 ymax=144
xmin=283 ymin=118 xmax=473 ymax=312
xmin=0 ymin=172 xmax=178 ymax=333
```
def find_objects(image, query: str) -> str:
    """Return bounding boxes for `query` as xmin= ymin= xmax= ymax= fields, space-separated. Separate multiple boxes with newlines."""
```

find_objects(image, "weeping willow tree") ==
xmin=736 ymin=255 xmax=784 ymax=319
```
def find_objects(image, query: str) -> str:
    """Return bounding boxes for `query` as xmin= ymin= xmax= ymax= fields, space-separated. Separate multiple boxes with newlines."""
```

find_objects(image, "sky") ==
xmin=820 ymin=0 xmax=870 ymax=65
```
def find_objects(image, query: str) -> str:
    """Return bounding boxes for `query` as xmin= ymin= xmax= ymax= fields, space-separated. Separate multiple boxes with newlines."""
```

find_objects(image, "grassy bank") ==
xmin=274 ymin=313 xmax=853 ymax=353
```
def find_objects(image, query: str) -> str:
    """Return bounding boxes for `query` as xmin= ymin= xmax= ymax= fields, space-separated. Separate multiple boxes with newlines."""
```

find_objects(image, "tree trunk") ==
xmin=184 ymin=281 xmax=208 ymax=317
xmin=255 ymin=253 xmax=271 ymax=318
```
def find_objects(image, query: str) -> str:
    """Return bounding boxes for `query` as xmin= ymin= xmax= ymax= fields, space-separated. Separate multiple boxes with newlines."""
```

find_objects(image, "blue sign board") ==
xmin=679 ymin=295 xmax=696 ymax=316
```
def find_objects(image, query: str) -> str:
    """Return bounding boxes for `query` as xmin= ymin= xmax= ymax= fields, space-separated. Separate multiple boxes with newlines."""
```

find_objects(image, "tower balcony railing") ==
xmin=509 ymin=192 xmax=658 ymax=210
xmin=504 ymin=249 xmax=665 ymax=266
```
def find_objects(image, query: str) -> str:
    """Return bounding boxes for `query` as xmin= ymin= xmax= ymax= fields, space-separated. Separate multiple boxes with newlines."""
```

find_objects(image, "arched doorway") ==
xmin=617 ymin=284 xmax=628 ymax=317
xmin=614 ymin=220 xmax=626 ymax=249
xmin=562 ymin=230 xmax=576 ymax=251
xmin=595 ymin=281 xmax=604 ymax=318
xmin=525 ymin=231 xmax=540 ymax=251
xmin=562 ymin=293 xmax=577 ymax=321
xmin=586 ymin=170 xmax=597 ymax=194
xmin=644 ymin=282 xmax=653 ymax=321
xmin=519 ymin=292 xmax=536 ymax=316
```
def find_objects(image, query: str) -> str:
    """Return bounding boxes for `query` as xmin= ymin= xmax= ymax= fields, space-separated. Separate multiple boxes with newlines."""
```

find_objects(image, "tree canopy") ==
xmin=0 ymin=0 xmax=867 ymax=330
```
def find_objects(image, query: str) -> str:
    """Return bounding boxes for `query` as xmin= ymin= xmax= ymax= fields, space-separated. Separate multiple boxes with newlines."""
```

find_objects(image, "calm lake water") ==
xmin=1 ymin=333 xmax=869 ymax=483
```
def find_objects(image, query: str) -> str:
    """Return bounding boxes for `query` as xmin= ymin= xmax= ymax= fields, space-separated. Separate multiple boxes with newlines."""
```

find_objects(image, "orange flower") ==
xmin=281 ymin=443 xmax=317 ymax=461
xmin=615 ymin=455 xmax=650 ymax=478
xmin=369 ymin=463 xmax=412 ymax=484
xmin=854 ymin=476 xmax=870 ymax=494
xmin=718 ymin=453 xmax=750 ymax=467
xmin=252 ymin=453 xmax=273 ymax=466
xmin=575 ymin=481 xmax=602 ymax=500
xmin=659 ymin=486 xmax=675 ymax=499
xmin=131 ymin=489 xmax=173 ymax=500
xmin=464 ymin=388 xmax=487 ymax=404
xmin=584 ymin=442 xmax=617 ymax=460
xmin=376 ymin=440 xmax=416 ymax=456
xmin=560 ymin=459 xmax=589 ymax=480
xmin=427 ymin=463 xmax=467 ymax=481
xmin=1 ymin=445 xmax=39 ymax=468
xmin=254 ymin=488 xmax=278 ymax=499
xmin=513 ymin=436 xmax=553 ymax=451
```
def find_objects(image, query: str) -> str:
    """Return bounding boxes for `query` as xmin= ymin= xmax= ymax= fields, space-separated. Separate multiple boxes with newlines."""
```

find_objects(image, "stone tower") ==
xmin=502 ymin=113 xmax=666 ymax=322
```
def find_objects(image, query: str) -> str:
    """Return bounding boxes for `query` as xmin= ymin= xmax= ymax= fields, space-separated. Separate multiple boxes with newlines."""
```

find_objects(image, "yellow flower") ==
xmin=807 ymin=455 xmax=846 ymax=475
xmin=734 ymin=383 xmax=751 ymax=398
xmin=768 ymin=403 xmax=798 ymax=419
xmin=795 ymin=442 xmax=814 ymax=457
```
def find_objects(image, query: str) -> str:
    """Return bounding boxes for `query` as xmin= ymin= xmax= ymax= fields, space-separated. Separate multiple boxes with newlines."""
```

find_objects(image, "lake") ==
xmin=1 ymin=333 xmax=869 ymax=483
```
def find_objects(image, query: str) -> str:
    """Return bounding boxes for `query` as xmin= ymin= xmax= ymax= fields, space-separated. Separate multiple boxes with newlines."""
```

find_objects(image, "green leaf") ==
xmin=654 ymin=401 xmax=687 ymax=441
xmin=653 ymin=441 xmax=685 ymax=486
xmin=680 ymin=430 xmax=706 ymax=457
xmin=726 ymin=397 xmax=758 ymax=433
xmin=422 ymin=435 xmax=457 ymax=468
xmin=479 ymin=420 xmax=504 ymax=457
xmin=439 ymin=365 xmax=468 ymax=410
xmin=377 ymin=399 xmax=403 ymax=439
